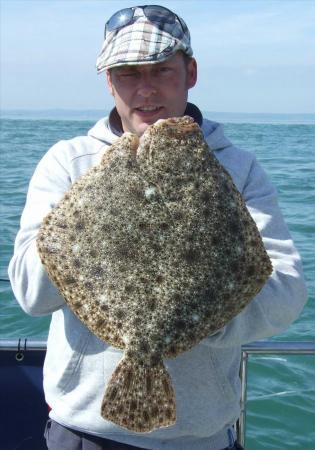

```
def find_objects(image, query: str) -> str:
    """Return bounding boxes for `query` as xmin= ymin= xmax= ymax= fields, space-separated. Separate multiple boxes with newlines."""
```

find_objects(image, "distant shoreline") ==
xmin=1 ymin=109 xmax=315 ymax=125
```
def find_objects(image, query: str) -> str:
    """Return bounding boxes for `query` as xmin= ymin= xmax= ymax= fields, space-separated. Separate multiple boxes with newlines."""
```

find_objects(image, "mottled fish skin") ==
xmin=37 ymin=116 xmax=272 ymax=432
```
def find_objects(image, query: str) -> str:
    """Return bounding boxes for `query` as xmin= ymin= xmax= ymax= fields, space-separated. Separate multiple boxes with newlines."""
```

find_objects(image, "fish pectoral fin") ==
xmin=101 ymin=355 xmax=176 ymax=432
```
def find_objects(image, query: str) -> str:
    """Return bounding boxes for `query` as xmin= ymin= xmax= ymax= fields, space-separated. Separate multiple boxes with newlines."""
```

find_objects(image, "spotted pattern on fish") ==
xmin=37 ymin=116 xmax=272 ymax=432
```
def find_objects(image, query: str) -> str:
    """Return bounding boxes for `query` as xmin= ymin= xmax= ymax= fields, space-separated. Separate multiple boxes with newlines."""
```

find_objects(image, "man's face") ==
xmin=106 ymin=52 xmax=197 ymax=136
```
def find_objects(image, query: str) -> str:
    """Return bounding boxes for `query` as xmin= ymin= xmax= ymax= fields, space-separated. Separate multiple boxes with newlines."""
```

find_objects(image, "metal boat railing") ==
xmin=1 ymin=339 xmax=315 ymax=448
xmin=238 ymin=341 xmax=315 ymax=447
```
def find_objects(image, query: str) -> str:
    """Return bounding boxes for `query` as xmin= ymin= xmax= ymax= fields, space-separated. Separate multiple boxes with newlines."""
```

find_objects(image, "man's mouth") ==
xmin=135 ymin=106 xmax=163 ymax=115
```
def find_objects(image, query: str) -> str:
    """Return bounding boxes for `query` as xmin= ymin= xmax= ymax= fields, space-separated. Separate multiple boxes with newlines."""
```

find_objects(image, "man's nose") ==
xmin=137 ymin=75 xmax=157 ymax=97
xmin=138 ymin=86 xmax=157 ymax=97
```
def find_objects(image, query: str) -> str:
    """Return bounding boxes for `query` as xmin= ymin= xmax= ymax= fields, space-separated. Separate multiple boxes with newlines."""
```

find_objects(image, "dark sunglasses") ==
xmin=104 ymin=4 xmax=188 ymax=40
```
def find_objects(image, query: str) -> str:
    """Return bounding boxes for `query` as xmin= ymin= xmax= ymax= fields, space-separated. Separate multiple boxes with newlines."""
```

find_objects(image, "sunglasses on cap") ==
xmin=104 ymin=4 xmax=189 ymax=40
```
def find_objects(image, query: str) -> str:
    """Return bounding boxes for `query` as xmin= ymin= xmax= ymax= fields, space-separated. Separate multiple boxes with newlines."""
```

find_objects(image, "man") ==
xmin=9 ymin=5 xmax=307 ymax=450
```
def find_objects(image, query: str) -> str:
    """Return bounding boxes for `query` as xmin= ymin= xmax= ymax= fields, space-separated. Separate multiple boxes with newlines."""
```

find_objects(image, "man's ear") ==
xmin=106 ymin=70 xmax=114 ymax=96
xmin=186 ymin=58 xmax=197 ymax=90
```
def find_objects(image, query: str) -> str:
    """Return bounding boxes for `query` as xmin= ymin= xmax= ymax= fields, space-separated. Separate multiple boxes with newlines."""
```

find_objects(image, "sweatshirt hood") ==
xmin=87 ymin=116 xmax=118 ymax=146
xmin=201 ymin=119 xmax=233 ymax=152
xmin=88 ymin=111 xmax=232 ymax=153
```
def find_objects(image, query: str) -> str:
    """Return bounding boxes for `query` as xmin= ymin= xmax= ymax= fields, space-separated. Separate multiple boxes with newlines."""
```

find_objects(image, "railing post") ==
xmin=238 ymin=349 xmax=248 ymax=448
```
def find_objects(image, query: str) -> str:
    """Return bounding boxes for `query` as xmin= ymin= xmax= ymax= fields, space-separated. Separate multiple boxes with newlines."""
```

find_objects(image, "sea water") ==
xmin=1 ymin=111 xmax=314 ymax=448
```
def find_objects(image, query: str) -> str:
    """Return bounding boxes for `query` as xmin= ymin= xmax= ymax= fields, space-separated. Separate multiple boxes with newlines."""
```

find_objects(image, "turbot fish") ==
xmin=37 ymin=116 xmax=272 ymax=433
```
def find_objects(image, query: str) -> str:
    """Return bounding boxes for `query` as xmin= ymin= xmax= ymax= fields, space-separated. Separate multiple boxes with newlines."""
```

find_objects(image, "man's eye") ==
xmin=159 ymin=67 xmax=172 ymax=73
xmin=156 ymin=67 xmax=174 ymax=77
xmin=117 ymin=72 xmax=137 ymax=81
xmin=121 ymin=72 xmax=137 ymax=78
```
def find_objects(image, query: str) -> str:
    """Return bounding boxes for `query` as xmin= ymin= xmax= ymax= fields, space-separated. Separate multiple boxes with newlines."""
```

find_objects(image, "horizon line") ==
xmin=2 ymin=108 xmax=315 ymax=116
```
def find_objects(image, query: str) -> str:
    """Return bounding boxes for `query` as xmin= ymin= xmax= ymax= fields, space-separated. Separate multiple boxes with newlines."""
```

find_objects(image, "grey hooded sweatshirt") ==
xmin=8 ymin=111 xmax=307 ymax=450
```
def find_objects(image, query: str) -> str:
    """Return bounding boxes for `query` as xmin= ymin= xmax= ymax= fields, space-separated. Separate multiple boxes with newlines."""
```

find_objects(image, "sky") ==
xmin=1 ymin=0 xmax=315 ymax=113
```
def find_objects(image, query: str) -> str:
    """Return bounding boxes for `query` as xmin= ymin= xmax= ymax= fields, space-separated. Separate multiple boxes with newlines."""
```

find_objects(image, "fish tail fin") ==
xmin=101 ymin=356 xmax=176 ymax=432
